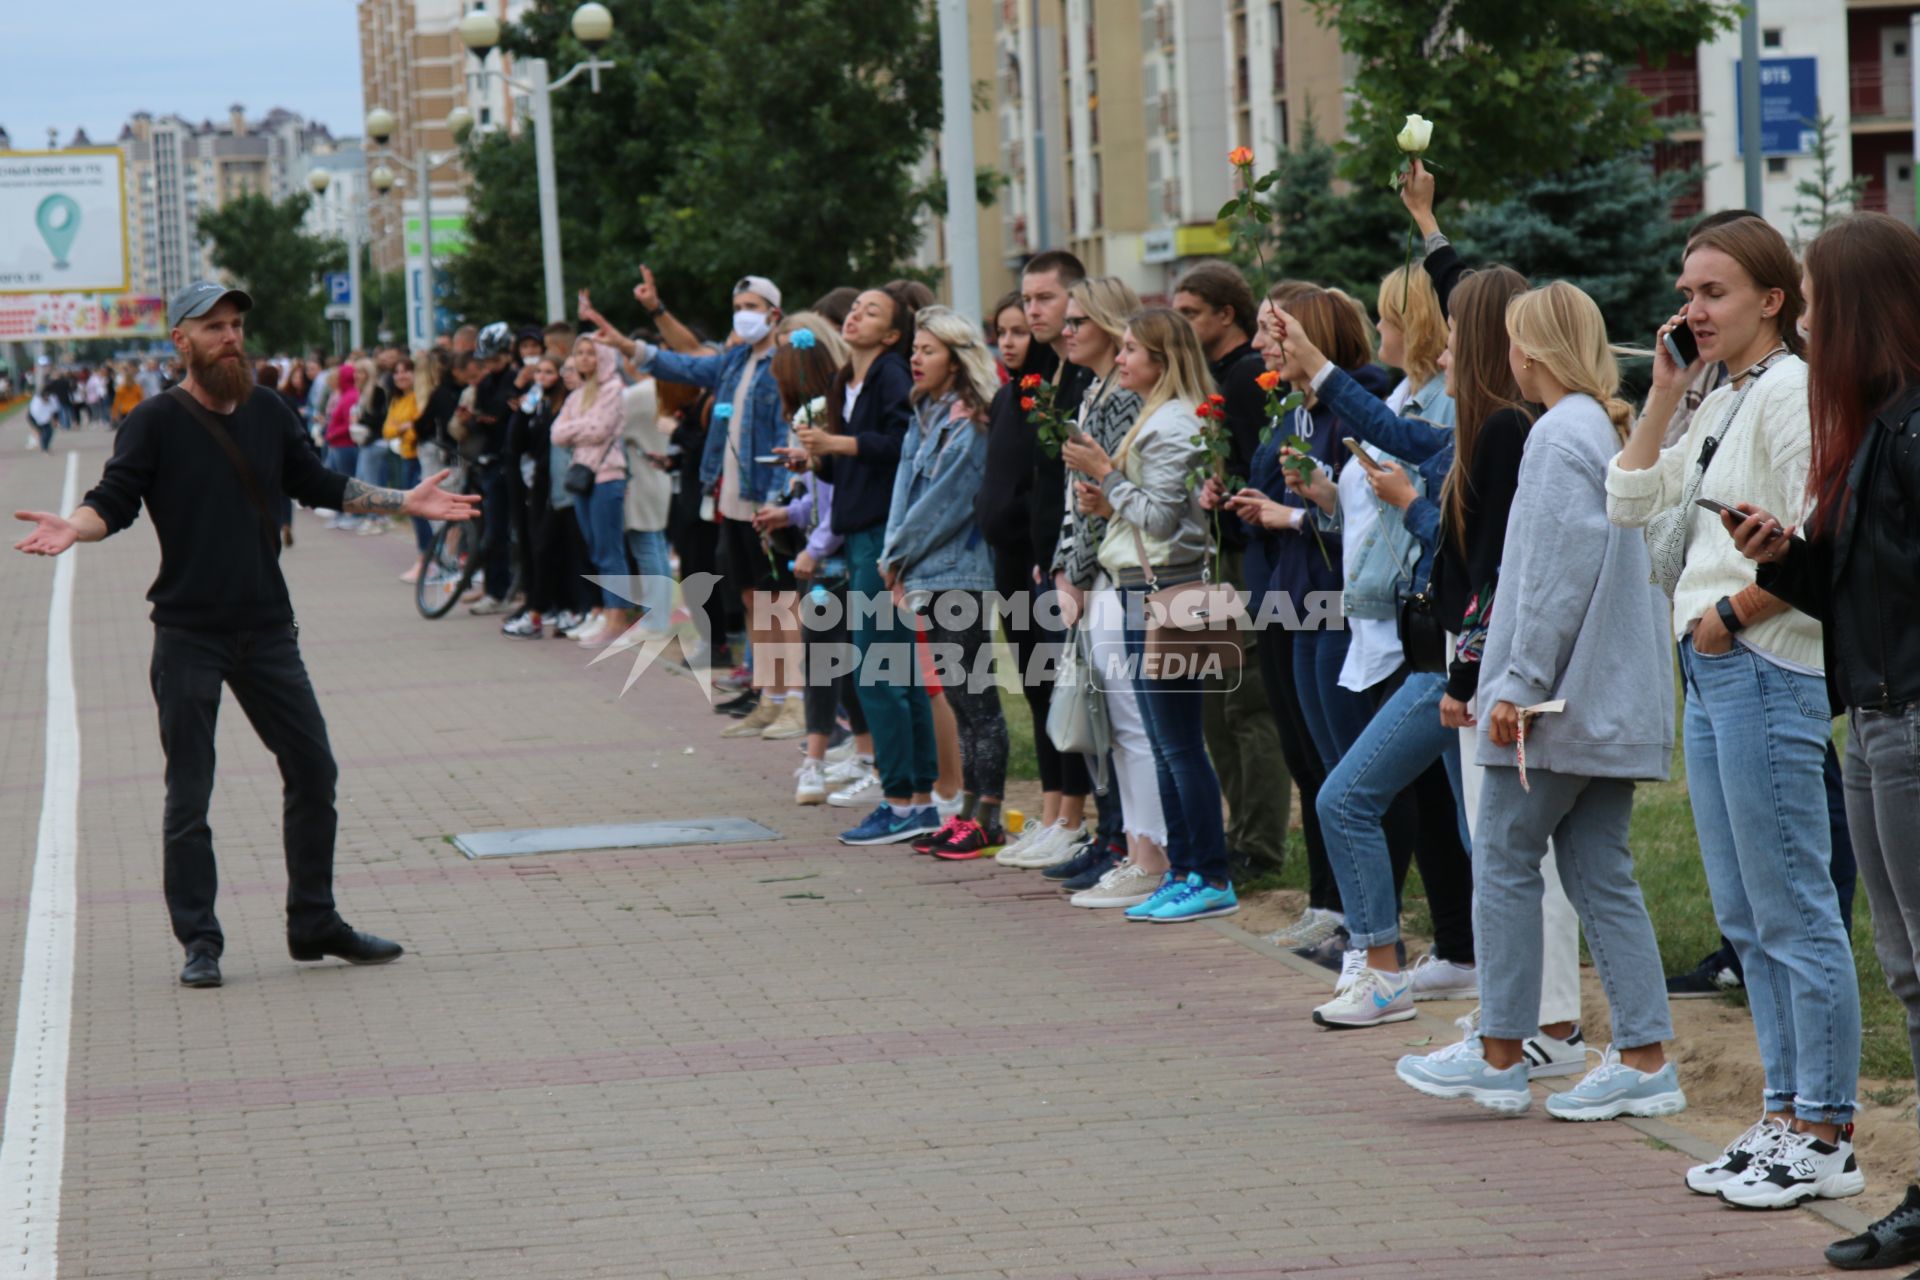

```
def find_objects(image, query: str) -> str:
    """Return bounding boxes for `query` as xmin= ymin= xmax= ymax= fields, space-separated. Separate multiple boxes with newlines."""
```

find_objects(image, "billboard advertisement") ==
xmin=0 ymin=149 xmax=130 ymax=295
xmin=0 ymin=293 xmax=167 ymax=341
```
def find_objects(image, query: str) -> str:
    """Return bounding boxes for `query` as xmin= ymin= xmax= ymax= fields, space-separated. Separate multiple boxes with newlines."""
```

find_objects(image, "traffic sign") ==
xmin=324 ymin=272 xmax=353 ymax=305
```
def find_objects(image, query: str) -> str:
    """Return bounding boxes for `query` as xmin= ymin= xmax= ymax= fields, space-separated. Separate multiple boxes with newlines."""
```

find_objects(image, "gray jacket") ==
xmin=1095 ymin=399 xmax=1211 ymax=586
xmin=1475 ymin=393 xmax=1674 ymax=780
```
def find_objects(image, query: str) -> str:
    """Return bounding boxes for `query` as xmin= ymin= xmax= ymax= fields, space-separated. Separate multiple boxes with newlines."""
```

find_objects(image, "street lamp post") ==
xmin=364 ymin=107 xmax=469 ymax=348
xmin=458 ymin=2 xmax=616 ymax=324
xmin=308 ymin=165 xmax=383 ymax=352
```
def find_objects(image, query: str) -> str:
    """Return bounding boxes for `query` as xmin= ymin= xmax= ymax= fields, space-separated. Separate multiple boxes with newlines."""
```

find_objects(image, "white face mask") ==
xmin=732 ymin=309 xmax=772 ymax=344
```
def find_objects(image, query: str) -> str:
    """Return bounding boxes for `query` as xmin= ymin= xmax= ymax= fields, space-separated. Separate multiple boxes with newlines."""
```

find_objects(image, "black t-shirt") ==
xmin=1208 ymin=341 xmax=1267 ymax=553
xmin=81 ymin=388 xmax=351 ymax=631
xmin=1028 ymin=360 xmax=1097 ymax=573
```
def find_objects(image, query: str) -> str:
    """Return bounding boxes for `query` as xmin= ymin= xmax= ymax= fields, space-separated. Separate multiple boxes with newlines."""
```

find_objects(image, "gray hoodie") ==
xmin=1476 ymin=393 xmax=1674 ymax=780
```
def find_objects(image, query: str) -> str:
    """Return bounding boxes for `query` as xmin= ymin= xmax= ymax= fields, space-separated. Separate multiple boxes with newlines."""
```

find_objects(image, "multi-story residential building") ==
xmin=298 ymin=140 xmax=370 ymax=246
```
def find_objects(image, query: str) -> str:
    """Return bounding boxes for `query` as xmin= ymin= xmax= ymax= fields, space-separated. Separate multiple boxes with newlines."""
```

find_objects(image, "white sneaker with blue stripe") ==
xmin=1312 ymin=967 xmax=1415 ymax=1029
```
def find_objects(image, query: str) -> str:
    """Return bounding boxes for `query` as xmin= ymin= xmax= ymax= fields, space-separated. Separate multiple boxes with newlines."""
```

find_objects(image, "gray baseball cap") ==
xmin=168 ymin=280 xmax=254 ymax=329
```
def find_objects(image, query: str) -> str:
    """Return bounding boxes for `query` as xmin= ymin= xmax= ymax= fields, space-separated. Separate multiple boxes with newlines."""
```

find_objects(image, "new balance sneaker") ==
xmin=931 ymin=821 xmax=1004 ymax=860
xmin=1122 ymin=872 xmax=1186 ymax=920
xmin=1668 ymin=945 xmax=1743 ymax=998
xmin=1686 ymin=1117 xmax=1790 ymax=1196
xmin=1542 ymin=1046 xmax=1687 ymax=1121
xmin=1264 ymin=906 xmax=1345 ymax=950
xmin=1060 ymin=846 xmax=1124 ymax=892
xmin=1719 ymin=1125 xmax=1865 ymax=1210
xmin=1395 ymin=1036 xmax=1532 ymax=1114
xmin=1407 ymin=952 xmax=1479 ymax=1002
xmin=1143 ymin=875 xmax=1239 ymax=923
xmin=1312 ymin=967 xmax=1415 ymax=1029
xmin=838 ymin=804 xmax=941 ymax=846
xmin=794 ymin=758 xmax=827 ymax=806
xmin=1826 ymin=1183 xmax=1920 ymax=1271
xmin=1521 ymin=1023 xmax=1587 ymax=1079
xmin=1333 ymin=948 xmax=1368 ymax=994
xmin=1073 ymin=861 xmax=1163 ymax=909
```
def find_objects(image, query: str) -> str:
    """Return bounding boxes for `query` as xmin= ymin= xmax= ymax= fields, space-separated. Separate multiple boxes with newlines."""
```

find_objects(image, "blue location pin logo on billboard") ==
xmin=36 ymin=194 xmax=81 ymax=270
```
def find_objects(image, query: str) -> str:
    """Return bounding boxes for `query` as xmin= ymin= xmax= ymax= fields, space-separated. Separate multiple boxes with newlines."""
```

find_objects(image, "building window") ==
xmin=1767 ymin=156 xmax=1789 ymax=176
xmin=1762 ymin=28 xmax=1782 ymax=49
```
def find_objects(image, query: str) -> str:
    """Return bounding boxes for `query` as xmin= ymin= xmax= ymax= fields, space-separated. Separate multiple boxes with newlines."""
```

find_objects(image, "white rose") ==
xmin=1396 ymin=114 xmax=1434 ymax=154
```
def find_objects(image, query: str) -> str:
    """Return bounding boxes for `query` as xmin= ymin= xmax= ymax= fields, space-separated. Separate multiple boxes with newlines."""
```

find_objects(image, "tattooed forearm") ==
xmin=341 ymin=479 xmax=408 ymax=514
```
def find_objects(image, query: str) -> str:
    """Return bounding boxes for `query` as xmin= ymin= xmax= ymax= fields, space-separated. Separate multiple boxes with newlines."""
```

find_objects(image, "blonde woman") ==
xmin=1397 ymin=282 xmax=1680 ymax=1121
xmin=550 ymin=341 xmax=632 ymax=647
xmin=1062 ymin=309 xmax=1235 ymax=922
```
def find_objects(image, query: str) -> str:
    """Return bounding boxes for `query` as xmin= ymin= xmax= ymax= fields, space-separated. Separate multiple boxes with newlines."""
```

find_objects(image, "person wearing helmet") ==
xmin=461 ymin=322 xmax=523 ymax=613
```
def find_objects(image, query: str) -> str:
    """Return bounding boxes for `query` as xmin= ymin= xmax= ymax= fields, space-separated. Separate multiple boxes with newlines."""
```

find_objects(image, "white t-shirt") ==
xmin=1336 ymin=378 xmax=1412 ymax=693
xmin=718 ymin=351 xmax=763 ymax=521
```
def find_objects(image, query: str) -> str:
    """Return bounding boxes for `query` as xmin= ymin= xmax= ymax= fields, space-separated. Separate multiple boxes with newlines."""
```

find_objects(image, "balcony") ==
xmin=1628 ymin=65 xmax=1701 ymax=118
xmin=1851 ymin=60 xmax=1913 ymax=120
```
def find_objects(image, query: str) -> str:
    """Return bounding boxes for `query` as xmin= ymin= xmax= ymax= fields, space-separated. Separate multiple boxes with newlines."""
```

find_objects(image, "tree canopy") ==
xmin=195 ymin=193 xmax=344 ymax=356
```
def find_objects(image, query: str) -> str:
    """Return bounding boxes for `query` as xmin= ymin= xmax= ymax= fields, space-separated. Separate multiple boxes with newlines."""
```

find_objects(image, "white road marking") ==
xmin=0 ymin=451 xmax=83 ymax=1280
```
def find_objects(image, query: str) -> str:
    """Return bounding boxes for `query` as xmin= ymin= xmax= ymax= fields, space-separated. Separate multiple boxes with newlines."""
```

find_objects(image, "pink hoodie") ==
xmin=324 ymin=364 xmax=359 ymax=448
xmin=549 ymin=342 xmax=628 ymax=482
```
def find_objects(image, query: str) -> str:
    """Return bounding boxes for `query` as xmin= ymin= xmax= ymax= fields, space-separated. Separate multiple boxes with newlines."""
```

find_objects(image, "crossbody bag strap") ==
xmin=1677 ymin=371 xmax=1765 ymax=563
xmin=167 ymin=386 xmax=279 ymax=547
xmin=1128 ymin=523 xmax=1160 ymax=590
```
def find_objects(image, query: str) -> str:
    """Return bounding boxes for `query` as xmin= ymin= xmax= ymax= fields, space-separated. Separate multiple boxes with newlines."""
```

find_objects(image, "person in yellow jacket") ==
xmin=380 ymin=354 xmax=425 ymax=566
xmin=111 ymin=363 xmax=144 ymax=424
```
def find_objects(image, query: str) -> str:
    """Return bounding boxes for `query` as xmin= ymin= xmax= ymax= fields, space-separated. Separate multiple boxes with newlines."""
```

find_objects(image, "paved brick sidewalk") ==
xmin=0 ymin=431 xmax=1857 ymax=1278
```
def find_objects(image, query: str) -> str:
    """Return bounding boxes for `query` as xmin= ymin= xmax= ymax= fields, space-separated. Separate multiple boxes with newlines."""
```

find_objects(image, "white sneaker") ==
xmin=822 ymin=756 xmax=875 ymax=788
xmin=993 ymin=820 xmax=1049 ymax=865
xmin=826 ymin=775 xmax=884 ymax=808
xmin=824 ymin=737 xmax=857 ymax=766
xmin=1717 ymin=1124 xmax=1865 ymax=1209
xmin=933 ymin=789 xmax=963 ymax=821
xmin=1000 ymin=821 xmax=1070 ymax=868
xmin=1070 ymin=860 xmax=1160 ymax=909
xmin=1407 ymin=952 xmax=1479 ymax=1002
xmin=1015 ymin=822 xmax=1090 ymax=870
xmin=794 ymin=759 xmax=826 ymax=806
xmin=1522 ymin=1024 xmax=1587 ymax=1079
xmin=1687 ymin=1117 xmax=1790 ymax=1195
xmin=1264 ymin=906 xmax=1344 ymax=950
xmin=1333 ymin=948 xmax=1368 ymax=994
xmin=1312 ymin=966 xmax=1416 ymax=1029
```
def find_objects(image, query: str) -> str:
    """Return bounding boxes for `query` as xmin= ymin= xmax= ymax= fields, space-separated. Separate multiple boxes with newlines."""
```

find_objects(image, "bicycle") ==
xmin=415 ymin=453 xmax=492 ymax=619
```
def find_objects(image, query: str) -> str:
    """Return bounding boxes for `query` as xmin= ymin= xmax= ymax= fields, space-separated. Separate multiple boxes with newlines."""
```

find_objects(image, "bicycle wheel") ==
xmin=415 ymin=519 xmax=475 ymax=619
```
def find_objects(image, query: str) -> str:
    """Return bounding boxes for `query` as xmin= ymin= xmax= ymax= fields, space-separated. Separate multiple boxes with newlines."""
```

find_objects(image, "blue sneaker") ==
xmin=1543 ymin=1045 xmax=1687 ymax=1121
xmin=1123 ymin=873 xmax=1184 ymax=921
xmin=1395 ymin=1032 xmax=1531 ymax=1114
xmin=1146 ymin=874 xmax=1239 ymax=922
xmin=839 ymin=804 xmax=941 ymax=846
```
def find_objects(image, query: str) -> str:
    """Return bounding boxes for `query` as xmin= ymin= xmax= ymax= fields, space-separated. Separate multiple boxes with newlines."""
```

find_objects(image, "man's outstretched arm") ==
xmin=340 ymin=478 xmax=408 ymax=515
xmin=12 ymin=505 xmax=108 ymax=557
xmin=342 ymin=471 xmax=481 ymax=522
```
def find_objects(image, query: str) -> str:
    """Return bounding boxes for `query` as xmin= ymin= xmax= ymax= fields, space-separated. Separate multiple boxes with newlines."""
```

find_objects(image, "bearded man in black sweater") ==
xmin=13 ymin=282 xmax=479 ymax=989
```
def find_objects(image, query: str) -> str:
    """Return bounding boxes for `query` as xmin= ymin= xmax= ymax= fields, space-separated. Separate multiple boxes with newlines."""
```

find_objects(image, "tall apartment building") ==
xmin=298 ymin=141 xmax=371 ymax=246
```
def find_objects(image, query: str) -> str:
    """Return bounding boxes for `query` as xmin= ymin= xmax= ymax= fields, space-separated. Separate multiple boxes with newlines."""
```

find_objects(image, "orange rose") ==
xmin=1228 ymin=146 xmax=1254 ymax=168
xmin=1019 ymin=373 xmax=1043 ymax=390
xmin=1020 ymin=396 xmax=1036 ymax=411
xmin=1255 ymin=370 xmax=1282 ymax=391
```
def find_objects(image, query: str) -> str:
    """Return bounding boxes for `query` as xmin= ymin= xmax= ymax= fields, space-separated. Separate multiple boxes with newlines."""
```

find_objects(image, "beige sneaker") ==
xmin=759 ymin=697 xmax=807 ymax=740
xmin=1070 ymin=860 xmax=1161 ymax=909
xmin=720 ymin=698 xmax=780 ymax=738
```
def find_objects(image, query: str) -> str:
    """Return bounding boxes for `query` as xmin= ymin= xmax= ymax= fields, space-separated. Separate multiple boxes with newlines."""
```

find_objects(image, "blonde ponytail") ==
xmin=1506 ymin=282 xmax=1633 ymax=444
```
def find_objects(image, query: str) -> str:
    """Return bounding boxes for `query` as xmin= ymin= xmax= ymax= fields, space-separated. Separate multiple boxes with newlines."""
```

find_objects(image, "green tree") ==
xmin=195 ymin=193 xmax=344 ymax=355
xmin=1792 ymin=111 xmax=1869 ymax=246
xmin=1306 ymin=0 xmax=1738 ymax=203
xmin=1453 ymin=150 xmax=1695 ymax=347
xmin=449 ymin=0 xmax=942 ymax=336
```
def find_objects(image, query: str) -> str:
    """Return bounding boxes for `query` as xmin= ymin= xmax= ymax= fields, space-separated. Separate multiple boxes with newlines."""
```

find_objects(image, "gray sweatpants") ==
xmin=1847 ymin=704 xmax=1920 ymax=1169
xmin=1474 ymin=766 xmax=1674 ymax=1048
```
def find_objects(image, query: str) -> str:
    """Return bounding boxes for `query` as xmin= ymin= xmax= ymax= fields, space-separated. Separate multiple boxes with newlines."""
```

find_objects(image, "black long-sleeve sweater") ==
xmin=975 ymin=343 xmax=1060 ymax=555
xmin=81 ymin=388 xmax=350 ymax=631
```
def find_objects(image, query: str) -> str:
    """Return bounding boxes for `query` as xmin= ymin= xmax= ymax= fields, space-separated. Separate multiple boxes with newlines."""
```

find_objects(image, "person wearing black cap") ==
xmin=12 ymin=281 xmax=480 ymax=989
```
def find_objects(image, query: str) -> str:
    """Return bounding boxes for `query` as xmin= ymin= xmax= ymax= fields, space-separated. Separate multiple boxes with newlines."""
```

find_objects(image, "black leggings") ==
xmin=993 ymin=548 xmax=1091 ymax=797
xmin=926 ymin=591 xmax=1008 ymax=799
xmin=801 ymin=584 xmax=869 ymax=739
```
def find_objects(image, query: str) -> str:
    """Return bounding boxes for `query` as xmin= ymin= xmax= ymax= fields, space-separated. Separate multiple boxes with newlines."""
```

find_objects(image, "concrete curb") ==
xmin=1207 ymin=917 xmax=1874 ymax=1237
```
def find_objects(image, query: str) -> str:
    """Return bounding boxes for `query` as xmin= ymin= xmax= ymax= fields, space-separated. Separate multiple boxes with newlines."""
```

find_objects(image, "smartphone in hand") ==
xmin=1699 ymin=498 xmax=1804 ymax=544
xmin=1664 ymin=320 xmax=1700 ymax=368
xmin=1341 ymin=438 xmax=1384 ymax=473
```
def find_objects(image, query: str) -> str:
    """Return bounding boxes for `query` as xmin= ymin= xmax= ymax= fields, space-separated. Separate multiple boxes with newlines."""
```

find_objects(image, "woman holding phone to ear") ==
xmin=1607 ymin=216 xmax=1861 ymax=1209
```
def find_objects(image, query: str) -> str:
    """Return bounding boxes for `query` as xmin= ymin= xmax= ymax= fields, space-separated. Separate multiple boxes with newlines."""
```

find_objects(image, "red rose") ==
xmin=1020 ymin=396 xmax=1036 ymax=411
xmin=1019 ymin=373 xmax=1043 ymax=390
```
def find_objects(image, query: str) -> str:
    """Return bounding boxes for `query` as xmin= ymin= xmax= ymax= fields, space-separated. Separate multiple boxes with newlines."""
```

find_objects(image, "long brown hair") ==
xmin=1685 ymin=215 xmax=1805 ymax=359
xmin=1442 ymin=266 xmax=1532 ymax=551
xmin=1803 ymin=212 xmax=1920 ymax=528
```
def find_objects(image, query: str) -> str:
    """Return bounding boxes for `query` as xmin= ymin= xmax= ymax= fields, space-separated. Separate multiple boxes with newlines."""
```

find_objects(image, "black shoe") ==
xmin=1828 ymin=1184 xmax=1920 ymax=1270
xmin=1061 ymin=847 xmax=1123 ymax=892
xmin=714 ymin=689 xmax=757 ymax=716
xmin=179 ymin=947 xmax=222 ymax=988
xmin=1668 ymin=946 xmax=1743 ymax=998
xmin=1044 ymin=839 xmax=1109 ymax=882
xmin=289 ymin=925 xmax=404 ymax=965
xmin=1296 ymin=928 xmax=1402 ymax=973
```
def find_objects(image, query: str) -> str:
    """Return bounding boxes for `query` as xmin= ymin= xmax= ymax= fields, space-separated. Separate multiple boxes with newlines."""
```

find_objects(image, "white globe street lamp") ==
xmin=364 ymin=106 xmax=396 ymax=146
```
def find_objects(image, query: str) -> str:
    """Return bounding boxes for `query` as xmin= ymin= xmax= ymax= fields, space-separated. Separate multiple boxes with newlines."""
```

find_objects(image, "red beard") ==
xmin=189 ymin=347 xmax=254 ymax=403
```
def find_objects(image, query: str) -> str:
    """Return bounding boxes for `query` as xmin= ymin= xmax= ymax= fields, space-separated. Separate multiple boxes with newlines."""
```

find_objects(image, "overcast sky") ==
xmin=7 ymin=0 xmax=364 ymax=147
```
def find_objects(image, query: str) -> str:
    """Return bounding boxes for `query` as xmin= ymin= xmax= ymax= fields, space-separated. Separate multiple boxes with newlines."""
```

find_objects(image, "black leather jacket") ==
xmin=1759 ymin=386 xmax=1920 ymax=711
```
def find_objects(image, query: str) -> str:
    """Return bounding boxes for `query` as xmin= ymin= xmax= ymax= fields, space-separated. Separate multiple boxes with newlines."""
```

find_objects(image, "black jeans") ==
xmin=151 ymin=625 xmax=344 ymax=953
xmin=1259 ymin=628 xmax=1342 ymax=912
xmin=480 ymin=464 xmax=512 ymax=602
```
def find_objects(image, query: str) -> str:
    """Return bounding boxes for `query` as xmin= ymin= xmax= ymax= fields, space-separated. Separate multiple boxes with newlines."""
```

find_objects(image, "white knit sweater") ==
xmin=1604 ymin=354 xmax=1823 ymax=670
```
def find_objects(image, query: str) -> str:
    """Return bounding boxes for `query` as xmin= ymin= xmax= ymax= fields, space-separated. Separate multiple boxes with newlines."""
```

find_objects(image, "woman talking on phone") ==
xmin=1607 ymin=216 xmax=1860 ymax=1209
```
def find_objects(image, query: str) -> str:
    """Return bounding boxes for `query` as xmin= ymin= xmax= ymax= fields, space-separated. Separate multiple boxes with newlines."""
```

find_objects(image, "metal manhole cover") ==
xmin=452 ymin=817 xmax=782 ymax=859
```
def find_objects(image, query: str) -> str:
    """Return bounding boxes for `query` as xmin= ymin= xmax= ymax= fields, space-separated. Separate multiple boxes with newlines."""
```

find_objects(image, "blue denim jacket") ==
xmin=1331 ymin=372 xmax=1456 ymax=617
xmin=642 ymin=344 xmax=788 ymax=506
xmin=878 ymin=393 xmax=993 ymax=592
xmin=1317 ymin=366 xmax=1457 ymax=592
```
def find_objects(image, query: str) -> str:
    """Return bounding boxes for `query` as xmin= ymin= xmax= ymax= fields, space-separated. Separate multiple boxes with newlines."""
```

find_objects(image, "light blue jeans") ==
xmin=573 ymin=479 xmax=628 ymax=609
xmin=1680 ymin=635 xmax=1858 ymax=1124
xmin=624 ymin=528 xmax=672 ymax=629
xmin=1317 ymin=670 xmax=1467 ymax=950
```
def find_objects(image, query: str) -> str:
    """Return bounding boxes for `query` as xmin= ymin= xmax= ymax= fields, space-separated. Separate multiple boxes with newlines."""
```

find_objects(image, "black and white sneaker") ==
xmin=1667 ymin=946 xmax=1743 ymax=998
xmin=1827 ymin=1183 xmax=1920 ymax=1271
xmin=1686 ymin=1117 xmax=1788 ymax=1195
xmin=1718 ymin=1124 xmax=1865 ymax=1209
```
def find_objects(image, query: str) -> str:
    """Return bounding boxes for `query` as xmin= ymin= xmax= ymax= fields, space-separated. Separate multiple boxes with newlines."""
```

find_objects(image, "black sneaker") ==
xmin=722 ymin=692 xmax=761 ymax=719
xmin=1828 ymin=1183 xmax=1920 ymax=1270
xmin=1044 ymin=839 xmax=1110 ymax=882
xmin=1296 ymin=928 xmax=1403 ymax=974
xmin=1061 ymin=847 xmax=1123 ymax=892
xmin=1668 ymin=946 xmax=1743 ymax=998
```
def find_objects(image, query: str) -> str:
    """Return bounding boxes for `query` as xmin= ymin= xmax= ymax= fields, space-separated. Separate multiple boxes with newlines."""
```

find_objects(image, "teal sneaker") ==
xmin=1146 ymin=874 xmax=1238 ymax=922
xmin=1123 ymin=873 xmax=1184 ymax=921
xmin=1395 ymin=1034 xmax=1531 ymax=1114
xmin=1543 ymin=1045 xmax=1687 ymax=1121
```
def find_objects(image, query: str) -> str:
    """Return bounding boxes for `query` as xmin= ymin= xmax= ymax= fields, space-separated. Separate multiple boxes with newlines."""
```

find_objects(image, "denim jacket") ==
xmin=1328 ymin=372 xmax=1456 ymax=618
xmin=878 ymin=393 xmax=993 ymax=591
xmin=1315 ymin=365 xmax=1457 ymax=594
xmin=642 ymin=344 xmax=788 ymax=506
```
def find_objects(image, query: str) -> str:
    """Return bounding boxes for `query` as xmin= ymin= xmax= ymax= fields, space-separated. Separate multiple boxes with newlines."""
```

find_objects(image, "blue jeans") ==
xmin=624 ymin=528 xmax=671 ymax=627
xmin=1292 ymin=626 xmax=1372 ymax=770
xmin=573 ymin=478 xmax=628 ymax=609
xmin=1121 ymin=588 xmax=1228 ymax=884
xmin=355 ymin=442 xmax=396 ymax=489
xmin=1680 ymin=635 xmax=1859 ymax=1124
xmin=847 ymin=526 xmax=936 ymax=801
xmin=325 ymin=445 xmax=359 ymax=487
xmin=1317 ymin=670 xmax=1468 ymax=951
